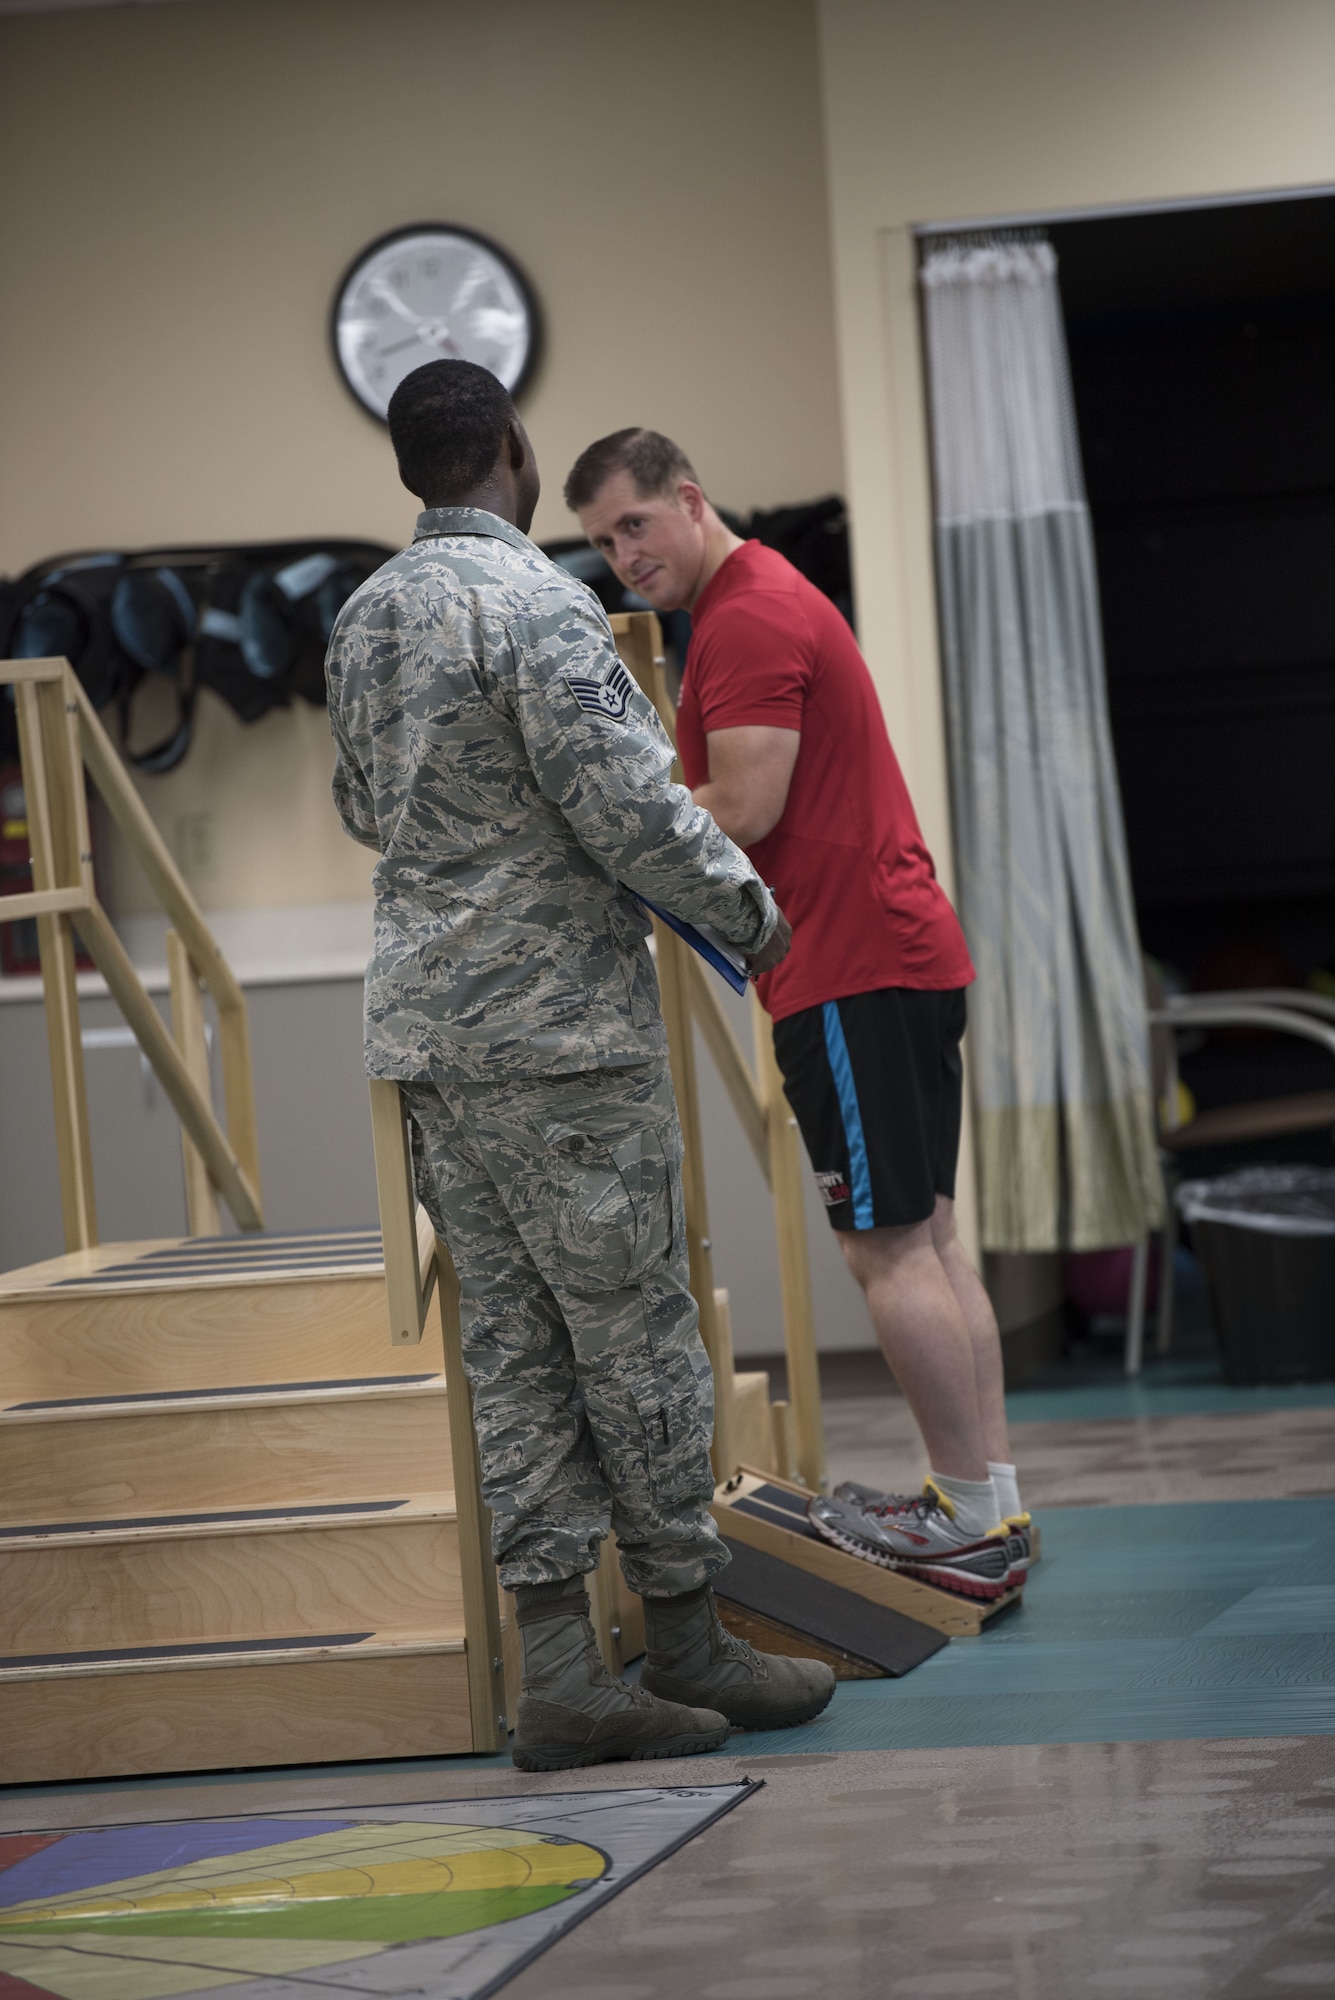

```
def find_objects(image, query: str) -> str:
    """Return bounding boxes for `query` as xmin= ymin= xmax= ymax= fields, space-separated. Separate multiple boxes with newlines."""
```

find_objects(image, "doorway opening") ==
xmin=1051 ymin=192 xmax=1335 ymax=1167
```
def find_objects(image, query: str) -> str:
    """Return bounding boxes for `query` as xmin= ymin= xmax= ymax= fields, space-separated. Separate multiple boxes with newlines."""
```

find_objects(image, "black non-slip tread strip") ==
xmin=126 ymin=1257 xmax=382 ymax=1272
xmin=140 ymin=1230 xmax=383 ymax=1252
xmin=52 ymin=1230 xmax=384 ymax=1282
xmin=748 ymin=1483 xmax=813 ymax=1518
xmin=57 ymin=1255 xmax=384 ymax=1286
xmin=726 ymin=1494 xmax=819 ymax=1539
xmin=0 ymin=1633 xmax=375 ymax=1671
xmin=135 ymin=1241 xmax=382 ymax=1259
xmin=91 ymin=1259 xmax=385 ymax=1275
xmin=71 ymin=1232 xmax=380 ymax=1261
xmin=10 ymin=1374 xmax=439 ymax=1412
xmin=137 ymin=1232 xmax=383 ymax=1248
xmin=1 ymin=1499 xmax=409 ymax=1539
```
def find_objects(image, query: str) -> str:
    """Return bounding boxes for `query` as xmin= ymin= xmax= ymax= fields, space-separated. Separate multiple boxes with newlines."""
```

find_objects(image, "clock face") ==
xmin=332 ymin=224 xmax=538 ymax=421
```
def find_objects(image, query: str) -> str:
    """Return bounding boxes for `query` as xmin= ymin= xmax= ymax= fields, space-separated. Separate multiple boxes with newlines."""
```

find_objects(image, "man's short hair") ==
xmin=563 ymin=428 xmax=699 ymax=512
xmin=387 ymin=360 xmax=516 ymax=502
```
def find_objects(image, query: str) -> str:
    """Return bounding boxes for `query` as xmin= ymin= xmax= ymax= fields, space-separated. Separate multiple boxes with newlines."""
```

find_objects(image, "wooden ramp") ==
xmin=0 ymin=1230 xmax=510 ymax=1784
xmin=713 ymin=1469 xmax=1023 ymax=1639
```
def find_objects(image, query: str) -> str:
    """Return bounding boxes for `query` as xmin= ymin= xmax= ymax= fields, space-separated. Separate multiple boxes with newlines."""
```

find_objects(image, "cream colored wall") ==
xmin=0 ymin=0 xmax=843 ymax=915
xmin=816 ymin=0 xmax=1335 ymax=1276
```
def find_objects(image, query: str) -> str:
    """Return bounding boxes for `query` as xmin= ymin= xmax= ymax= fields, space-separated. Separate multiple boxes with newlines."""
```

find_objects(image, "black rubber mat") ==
xmin=716 ymin=1536 xmax=947 ymax=1676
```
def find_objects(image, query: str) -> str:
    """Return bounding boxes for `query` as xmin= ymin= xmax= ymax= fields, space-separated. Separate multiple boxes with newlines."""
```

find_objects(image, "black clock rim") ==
xmin=329 ymin=220 xmax=542 ymax=424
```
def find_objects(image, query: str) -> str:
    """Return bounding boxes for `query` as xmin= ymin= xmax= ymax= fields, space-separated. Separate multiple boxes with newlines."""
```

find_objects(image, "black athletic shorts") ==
xmin=771 ymin=986 xmax=968 ymax=1231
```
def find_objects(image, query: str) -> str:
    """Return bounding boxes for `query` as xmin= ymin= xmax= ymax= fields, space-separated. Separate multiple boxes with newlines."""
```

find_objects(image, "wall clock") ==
xmin=331 ymin=223 xmax=539 ymax=421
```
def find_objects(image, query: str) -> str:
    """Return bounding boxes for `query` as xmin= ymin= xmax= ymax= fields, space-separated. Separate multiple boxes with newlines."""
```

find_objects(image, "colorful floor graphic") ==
xmin=0 ymin=1786 xmax=752 ymax=1999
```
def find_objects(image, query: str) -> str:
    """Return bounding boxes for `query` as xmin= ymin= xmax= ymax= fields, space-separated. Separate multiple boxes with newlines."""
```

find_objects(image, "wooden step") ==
xmin=712 ymin=1468 xmax=1023 ymax=1638
xmin=0 ymin=1374 xmax=453 ymax=1522
xmin=0 ymin=1632 xmax=474 ymax=1784
xmin=1 ymin=1494 xmax=462 ymax=1655
xmin=732 ymin=1369 xmax=777 ymax=1474
xmin=0 ymin=1232 xmax=441 ymax=1400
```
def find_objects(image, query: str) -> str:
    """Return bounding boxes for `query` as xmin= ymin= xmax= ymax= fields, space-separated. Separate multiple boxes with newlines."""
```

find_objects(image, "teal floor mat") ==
xmin=726 ymin=1496 xmax=1335 ymax=1756
xmin=1006 ymin=1359 xmax=1335 ymax=1425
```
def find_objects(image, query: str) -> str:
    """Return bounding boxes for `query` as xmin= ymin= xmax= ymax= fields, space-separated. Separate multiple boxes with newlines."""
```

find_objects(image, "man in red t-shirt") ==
xmin=565 ymin=429 xmax=1027 ymax=1599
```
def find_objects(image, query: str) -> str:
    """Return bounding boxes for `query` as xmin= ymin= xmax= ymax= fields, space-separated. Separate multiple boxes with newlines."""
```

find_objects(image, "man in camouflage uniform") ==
xmin=328 ymin=360 xmax=834 ymax=1768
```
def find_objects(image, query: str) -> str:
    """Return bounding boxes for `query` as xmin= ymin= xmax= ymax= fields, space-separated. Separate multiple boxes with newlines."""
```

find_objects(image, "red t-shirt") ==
xmin=677 ymin=541 xmax=974 ymax=1020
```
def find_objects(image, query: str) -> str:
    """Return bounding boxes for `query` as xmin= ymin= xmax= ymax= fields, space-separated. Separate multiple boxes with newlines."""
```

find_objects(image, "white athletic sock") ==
xmin=988 ymin=1461 xmax=1023 ymax=1521
xmin=927 ymin=1471 xmax=998 ymax=1540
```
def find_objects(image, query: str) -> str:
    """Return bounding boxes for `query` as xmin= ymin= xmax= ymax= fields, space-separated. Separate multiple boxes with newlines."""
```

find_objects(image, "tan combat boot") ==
xmin=641 ymin=1583 xmax=836 ymax=1731
xmin=512 ymin=1576 xmax=729 ymax=1772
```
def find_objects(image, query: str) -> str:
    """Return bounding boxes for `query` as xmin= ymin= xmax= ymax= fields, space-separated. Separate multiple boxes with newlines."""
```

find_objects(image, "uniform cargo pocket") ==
xmin=635 ymin=1381 xmax=714 ymax=1511
xmin=544 ymin=1118 xmax=676 ymax=1295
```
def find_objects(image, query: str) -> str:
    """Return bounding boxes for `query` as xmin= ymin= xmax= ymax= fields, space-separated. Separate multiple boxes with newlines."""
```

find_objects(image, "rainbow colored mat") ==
xmin=0 ymin=1784 xmax=753 ymax=1998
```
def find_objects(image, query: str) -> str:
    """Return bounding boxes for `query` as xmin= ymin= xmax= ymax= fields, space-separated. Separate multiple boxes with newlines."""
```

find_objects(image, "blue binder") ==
xmin=631 ymin=894 xmax=751 ymax=995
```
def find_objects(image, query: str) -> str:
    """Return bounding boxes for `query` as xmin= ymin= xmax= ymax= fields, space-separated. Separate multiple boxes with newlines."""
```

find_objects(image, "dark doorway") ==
xmin=1053 ymin=193 xmax=1335 ymax=1159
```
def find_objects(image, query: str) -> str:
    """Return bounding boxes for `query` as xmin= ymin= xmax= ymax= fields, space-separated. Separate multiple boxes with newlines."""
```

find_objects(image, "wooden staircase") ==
xmin=1 ymin=628 xmax=837 ymax=1781
xmin=0 ymin=1230 xmax=511 ymax=1784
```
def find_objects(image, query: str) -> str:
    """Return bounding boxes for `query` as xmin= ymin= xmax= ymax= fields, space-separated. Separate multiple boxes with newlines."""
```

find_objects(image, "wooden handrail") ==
xmin=685 ymin=951 xmax=771 ymax=1183
xmin=368 ymin=1078 xmax=440 ymax=1346
xmin=610 ymin=612 xmax=826 ymax=1490
xmin=1 ymin=656 xmax=264 ymax=1244
xmin=72 ymin=678 xmax=247 ymax=1018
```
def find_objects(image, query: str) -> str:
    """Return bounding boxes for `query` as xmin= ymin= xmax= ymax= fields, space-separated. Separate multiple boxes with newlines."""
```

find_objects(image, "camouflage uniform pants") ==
xmin=403 ymin=1051 xmax=729 ymax=1596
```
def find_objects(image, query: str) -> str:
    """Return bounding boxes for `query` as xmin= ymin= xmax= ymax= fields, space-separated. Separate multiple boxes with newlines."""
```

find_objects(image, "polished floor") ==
xmin=5 ymin=1335 xmax=1334 ymax=1998
xmin=828 ymin=1398 xmax=1335 ymax=1508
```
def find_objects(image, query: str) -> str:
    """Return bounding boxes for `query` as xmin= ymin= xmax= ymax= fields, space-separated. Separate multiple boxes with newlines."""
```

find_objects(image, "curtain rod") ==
xmin=914 ymin=181 xmax=1335 ymax=237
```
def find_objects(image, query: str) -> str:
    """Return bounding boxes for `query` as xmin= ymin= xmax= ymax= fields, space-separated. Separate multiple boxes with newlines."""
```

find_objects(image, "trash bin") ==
xmin=1177 ymin=1167 xmax=1335 ymax=1385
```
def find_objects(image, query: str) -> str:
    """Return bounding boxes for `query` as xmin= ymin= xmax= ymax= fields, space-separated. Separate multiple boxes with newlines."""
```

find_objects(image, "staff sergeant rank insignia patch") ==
xmin=565 ymin=662 xmax=635 ymax=722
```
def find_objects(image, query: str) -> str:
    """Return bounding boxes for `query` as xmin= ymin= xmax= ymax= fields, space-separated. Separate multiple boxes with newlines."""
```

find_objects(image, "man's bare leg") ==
xmin=836 ymin=1215 xmax=990 ymax=1482
xmin=930 ymin=1195 xmax=1011 ymax=1468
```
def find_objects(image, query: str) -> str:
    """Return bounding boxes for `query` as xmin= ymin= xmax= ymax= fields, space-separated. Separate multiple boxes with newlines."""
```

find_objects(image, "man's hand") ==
xmin=747 ymin=905 xmax=792 ymax=977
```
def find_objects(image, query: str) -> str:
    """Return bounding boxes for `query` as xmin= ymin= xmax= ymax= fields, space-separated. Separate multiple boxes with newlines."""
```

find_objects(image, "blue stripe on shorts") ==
xmin=821 ymin=1000 xmax=875 ymax=1229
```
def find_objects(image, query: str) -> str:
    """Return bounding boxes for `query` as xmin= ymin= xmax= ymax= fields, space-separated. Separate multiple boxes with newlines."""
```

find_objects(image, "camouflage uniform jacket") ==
xmin=328 ymin=506 xmax=777 ymax=1081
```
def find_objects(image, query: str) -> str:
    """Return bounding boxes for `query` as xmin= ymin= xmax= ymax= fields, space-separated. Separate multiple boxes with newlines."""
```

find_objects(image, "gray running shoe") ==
xmin=835 ymin=1479 xmax=1031 ymax=1590
xmin=833 ymin=1478 xmax=896 ymax=1511
xmin=1001 ymin=1513 xmax=1032 ymax=1587
xmin=808 ymin=1485 xmax=1012 ymax=1601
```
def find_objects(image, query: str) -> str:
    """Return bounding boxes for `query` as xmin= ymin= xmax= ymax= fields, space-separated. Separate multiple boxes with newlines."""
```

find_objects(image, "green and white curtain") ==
xmin=921 ymin=235 xmax=1161 ymax=1251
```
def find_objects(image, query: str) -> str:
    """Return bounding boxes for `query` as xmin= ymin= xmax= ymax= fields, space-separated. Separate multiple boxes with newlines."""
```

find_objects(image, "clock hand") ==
xmin=366 ymin=278 xmax=462 ymax=356
xmin=367 ymin=276 xmax=431 ymax=331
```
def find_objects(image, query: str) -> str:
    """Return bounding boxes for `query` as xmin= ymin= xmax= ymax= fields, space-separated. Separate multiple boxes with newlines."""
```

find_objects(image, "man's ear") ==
xmin=506 ymin=417 xmax=528 ymax=469
xmin=678 ymin=479 xmax=707 ymax=522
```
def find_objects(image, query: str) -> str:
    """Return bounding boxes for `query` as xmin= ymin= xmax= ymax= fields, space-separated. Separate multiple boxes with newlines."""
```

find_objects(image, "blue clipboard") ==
xmin=631 ymin=894 xmax=751 ymax=995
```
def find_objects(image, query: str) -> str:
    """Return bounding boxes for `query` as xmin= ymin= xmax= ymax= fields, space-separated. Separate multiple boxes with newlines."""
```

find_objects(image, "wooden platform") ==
xmin=712 ymin=1469 xmax=1024 ymax=1638
xmin=0 ymin=1230 xmax=502 ymax=1783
